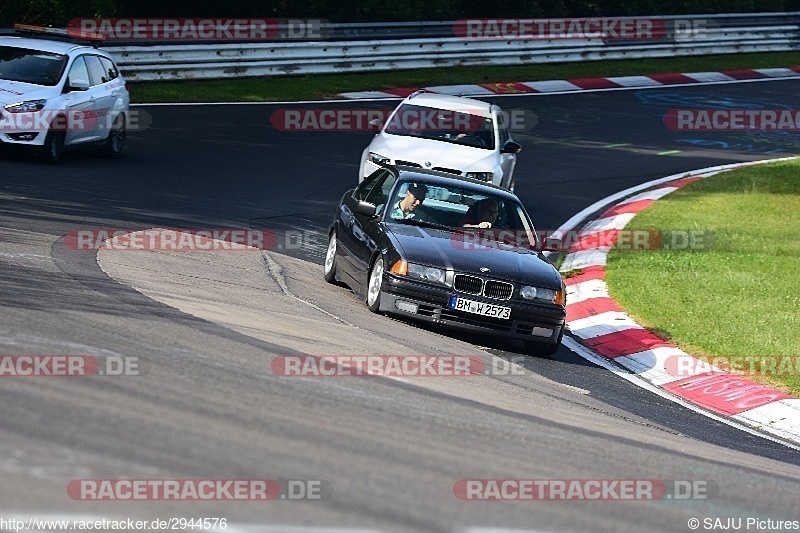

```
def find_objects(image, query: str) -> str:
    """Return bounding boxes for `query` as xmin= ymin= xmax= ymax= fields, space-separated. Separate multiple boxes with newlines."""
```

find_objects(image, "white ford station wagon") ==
xmin=359 ymin=92 xmax=521 ymax=190
xmin=0 ymin=25 xmax=130 ymax=163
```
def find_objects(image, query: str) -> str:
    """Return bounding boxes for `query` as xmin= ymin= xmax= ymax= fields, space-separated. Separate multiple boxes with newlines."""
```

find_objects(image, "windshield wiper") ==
xmin=391 ymin=218 xmax=452 ymax=231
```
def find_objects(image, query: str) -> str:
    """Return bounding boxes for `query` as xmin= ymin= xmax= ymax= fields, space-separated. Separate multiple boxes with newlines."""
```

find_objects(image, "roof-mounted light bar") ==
xmin=13 ymin=23 xmax=106 ymax=47
xmin=408 ymin=89 xmax=432 ymax=99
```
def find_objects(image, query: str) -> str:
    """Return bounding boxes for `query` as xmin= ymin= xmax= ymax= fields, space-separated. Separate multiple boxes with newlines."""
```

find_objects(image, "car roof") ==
xmin=392 ymin=165 xmax=518 ymax=199
xmin=404 ymin=92 xmax=493 ymax=117
xmin=0 ymin=36 xmax=98 ymax=56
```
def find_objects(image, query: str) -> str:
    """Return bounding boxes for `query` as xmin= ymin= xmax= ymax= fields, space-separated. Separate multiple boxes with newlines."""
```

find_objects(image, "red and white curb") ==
xmin=340 ymin=67 xmax=800 ymax=99
xmin=556 ymin=159 xmax=800 ymax=446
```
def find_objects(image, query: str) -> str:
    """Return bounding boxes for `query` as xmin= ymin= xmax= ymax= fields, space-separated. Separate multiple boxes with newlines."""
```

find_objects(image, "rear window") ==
xmin=0 ymin=46 xmax=67 ymax=86
xmin=84 ymin=55 xmax=108 ymax=86
xmin=98 ymin=56 xmax=119 ymax=82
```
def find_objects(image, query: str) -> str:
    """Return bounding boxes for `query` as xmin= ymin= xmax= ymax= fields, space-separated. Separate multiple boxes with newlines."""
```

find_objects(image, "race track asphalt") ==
xmin=1 ymin=78 xmax=799 ymax=531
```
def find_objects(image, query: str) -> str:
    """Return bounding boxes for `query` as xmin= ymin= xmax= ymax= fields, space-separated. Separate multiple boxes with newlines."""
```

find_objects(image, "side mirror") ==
xmin=540 ymin=237 xmax=563 ymax=252
xmin=355 ymin=200 xmax=377 ymax=217
xmin=500 ymin=141 xmax=522 ymax=154
xmin=68 ymin=78 xmax=90 ymax=92
xmin=368 ymin=118 xmax=383 ymax=131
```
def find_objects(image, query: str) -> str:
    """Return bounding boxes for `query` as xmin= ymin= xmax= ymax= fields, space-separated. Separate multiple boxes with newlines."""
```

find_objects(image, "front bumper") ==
xmin=0 ymin=130 xmax=44 ymax=146
xmin=0 ymin=110 xmax=51 ymax=146
xmin=378 ymin=274 xmax=565 ymax=344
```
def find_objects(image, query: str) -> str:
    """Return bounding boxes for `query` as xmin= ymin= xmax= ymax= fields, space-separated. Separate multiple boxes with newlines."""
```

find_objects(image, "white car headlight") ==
xmin=4 ymin=100 xmax=47 ymax=113
xmin=466 ymin=172 xmax=493 ymax=182
xmin=368 ymin=152 xmax=390 ymax=165
xmin=407 ymin=262 xmax=447 ymax=284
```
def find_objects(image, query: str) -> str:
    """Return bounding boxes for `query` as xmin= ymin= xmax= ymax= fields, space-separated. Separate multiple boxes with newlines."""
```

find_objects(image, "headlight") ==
xmin=4 ymin=100 xmax=47 ymax=113
xmin=407 ymin=262 xmax=447 ymax=284
xmin=465 ymin=172 xmax=493 ymax=182
xmin=521 ymin=286 xmax=565 ymax=305
xmin=368 ymin=152 xmax=390 ymax=165
xmin=520 ymin=286 xmax=538 ymax=299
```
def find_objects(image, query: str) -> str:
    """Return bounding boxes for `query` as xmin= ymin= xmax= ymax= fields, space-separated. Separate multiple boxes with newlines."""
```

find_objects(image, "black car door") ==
xmin=336 ymin=169 xmax=390 ymax=286
xmin=348 ymin=171 xmax=397 ymax=290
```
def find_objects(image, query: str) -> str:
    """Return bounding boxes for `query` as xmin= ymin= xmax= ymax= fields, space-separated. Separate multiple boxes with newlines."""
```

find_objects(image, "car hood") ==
xmin=373 ymin=134 xmax=497 ymax=172
xmin=388 ymin=223 xmax=562 ymax=289
xmin=0 ymin=80 xmax=51 ymax=106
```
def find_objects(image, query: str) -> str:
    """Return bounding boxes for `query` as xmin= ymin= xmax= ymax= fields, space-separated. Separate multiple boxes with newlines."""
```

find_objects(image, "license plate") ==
xmin=449 ymin=296 xmax=511 ymax=319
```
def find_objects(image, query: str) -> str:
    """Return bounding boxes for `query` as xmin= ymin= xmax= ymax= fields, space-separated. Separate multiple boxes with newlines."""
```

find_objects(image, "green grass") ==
xmin=128 ymin=51 xmax=800 ymax=103
xmin=606 ymin=159 xmax=800 ymax=394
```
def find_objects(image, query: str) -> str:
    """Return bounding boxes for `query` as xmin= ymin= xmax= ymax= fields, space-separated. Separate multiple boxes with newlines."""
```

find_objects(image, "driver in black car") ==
xmin=390 ymin=183 xmax=428 ymax=220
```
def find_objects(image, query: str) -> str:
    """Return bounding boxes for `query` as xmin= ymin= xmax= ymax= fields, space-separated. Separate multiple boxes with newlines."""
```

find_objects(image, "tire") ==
xmin=100 ymin=114 xmax=126 ymax=157
xmin=40 ymin=128 xmax=65 ymax=164
xmin=524 ymin=325 xmax=564 ymax=358
xmin=323 ymin=230 xmax=338 ymax=283
xmin=366 ymin=256 xmax=384 ymax=313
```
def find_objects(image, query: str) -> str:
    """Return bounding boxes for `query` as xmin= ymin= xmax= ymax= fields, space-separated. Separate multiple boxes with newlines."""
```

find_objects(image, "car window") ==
xmin=84 ymin=55 xmax=108 ymax=86
xmin=383 ymin=103 xmax=495 ymax=150
xmin=66 ymin=56 xmax=90 ymax=87
xmin=498 ymin=116 xmax=510 ymax=146
xmin=354 ymin=169 xmax=389 ymax=200
xmin=0 ymin=46 xmax=67 ymax=86
xmin=98 ymin=56 xmax=119 ymax=81
xmin=387 ymin=180 xmax=535 ymax=248
xmin=364 ymin=172 xmax=397 ymax=215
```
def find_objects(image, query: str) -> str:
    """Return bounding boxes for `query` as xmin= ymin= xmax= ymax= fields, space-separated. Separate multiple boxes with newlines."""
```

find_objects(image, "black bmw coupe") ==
xmin=324 ymin=166 xmax=566 ymax=355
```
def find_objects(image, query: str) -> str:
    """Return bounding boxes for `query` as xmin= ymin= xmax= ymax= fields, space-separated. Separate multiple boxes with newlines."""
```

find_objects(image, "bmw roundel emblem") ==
xmin=424 ymin=161 xmax=432 ymax=167
xmin=480 ymin=267 xmax=490 ymax=273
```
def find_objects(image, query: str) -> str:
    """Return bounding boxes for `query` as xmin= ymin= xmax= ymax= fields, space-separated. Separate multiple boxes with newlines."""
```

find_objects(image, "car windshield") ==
xmin=383 ymin=103 xmax=495 ymax=150
xmin=0 ymin=46 xmax=67 ymax=86
xmin=385 ymin=180 xmax=538 ymax=250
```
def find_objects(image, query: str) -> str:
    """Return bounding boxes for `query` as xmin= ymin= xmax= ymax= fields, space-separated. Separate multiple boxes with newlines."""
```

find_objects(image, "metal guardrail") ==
xmin=102 ymin=12 xmax=800 ymax=42
xmin=323 ymin=12 xmax=799 ymax=40
xmin=6 ymin=13 xmax=800 ymax=81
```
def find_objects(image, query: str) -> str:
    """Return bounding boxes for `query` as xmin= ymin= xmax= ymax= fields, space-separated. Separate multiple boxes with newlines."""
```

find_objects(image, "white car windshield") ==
xmin=383 ymin=103 xmax=495 ymax=150
xmin=0 ymin=46 xmax=67 ymax=86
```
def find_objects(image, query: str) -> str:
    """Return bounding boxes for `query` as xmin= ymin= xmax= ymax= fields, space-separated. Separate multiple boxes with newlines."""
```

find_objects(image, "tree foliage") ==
xmin=2 ymin=0 xmax=116 ymax=26
xmin=2 ymin=0 xmax=798 ymax=26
